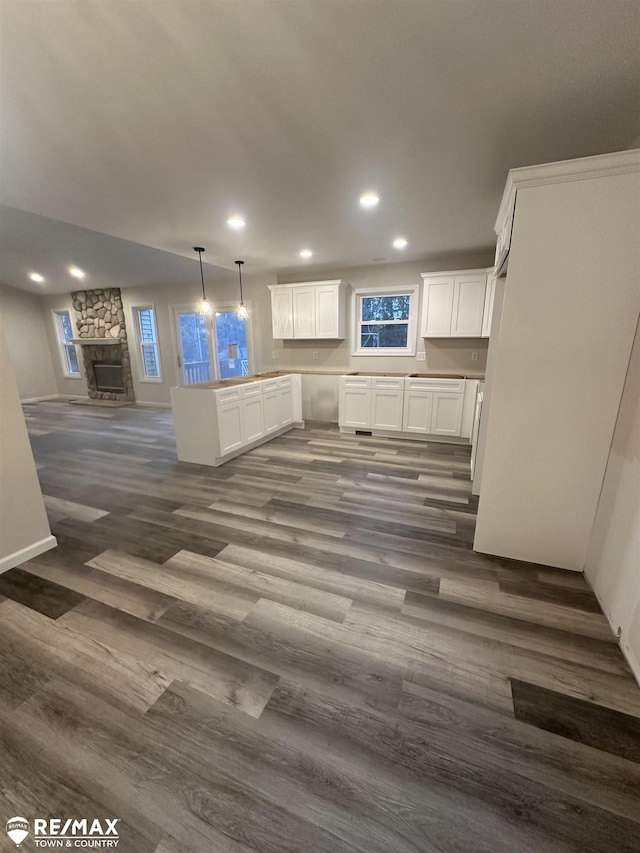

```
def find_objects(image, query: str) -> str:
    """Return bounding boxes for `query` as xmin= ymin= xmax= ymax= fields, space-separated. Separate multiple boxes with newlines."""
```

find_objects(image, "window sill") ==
xmin=62 ymin=373 xmax=83 ymax=380
xmin=138 ymin=377 xmax=164 ymax=384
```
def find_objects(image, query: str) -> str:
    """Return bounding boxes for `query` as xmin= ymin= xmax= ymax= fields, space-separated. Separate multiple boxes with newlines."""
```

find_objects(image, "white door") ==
xmin=451 ymin=274 xmax=487 ymax=337
xmin=422 ymin=277 xmax=454 ymax=337
xmin=403 ymin=391 xmax=434 ymax=434
xmin=263 ymin=389 xmax=280 ymax=433
xmin=431 ymin=392 xmax=464 ymax=436
xmin=217 ymin=401 xmax=244 ymax=454
xmin=271 ymin=288 xmax=293 ymax=339
xmin=277 ymin=387 xmax=293 ymax=426
xmin=371 ymin=390 xmax=403 ymax=431
xmin=241 ymin=395 xmax=264 ymax=444
xmin=292 ymin=288 xmax=316 ymax=338
xmin=315 ymin=284 xmax=339 ymax=338
xmin=173 ymin=308 xmax=213 ymax=385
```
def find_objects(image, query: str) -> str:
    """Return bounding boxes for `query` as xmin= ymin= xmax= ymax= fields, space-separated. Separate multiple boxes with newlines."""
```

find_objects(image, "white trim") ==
xmin=130 ymin=303 xmax=163 ymax=383
xmin=495 ymin=148 xmax=640 ymax=235
xmin=351 ymin=285 xmax=419 ymax=357
xmin=0 ymin=535 xmax=57 ymax=575
xmin=21 ymin=394 xmax=60 ymax=403
xmin=269 ymin=279 xmax=343 ymax=290
xmin=51 ymin=309 xmax=82 ymax=378
xmin=589 ymin=579 xmax=640 ymax=688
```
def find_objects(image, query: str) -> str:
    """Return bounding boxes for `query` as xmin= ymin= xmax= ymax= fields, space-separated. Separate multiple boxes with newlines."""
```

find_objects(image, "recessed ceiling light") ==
xmin=299 ymin=249 xmax=313 ymax=260
xmin=393 ymin=237 xmax=408 ymax=249
xmin=226 ymin=216 xmax=246 ymax=230
xmin=69 ymin=266 xmax=85 ymax=279
xmin=29 ymin=272 xmax=45 ymax=282
xmin=359 ymin=192 xmax=380 ymax=209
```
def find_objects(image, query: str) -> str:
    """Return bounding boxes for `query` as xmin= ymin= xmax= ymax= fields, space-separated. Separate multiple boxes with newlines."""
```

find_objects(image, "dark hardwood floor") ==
xmin=2 ymin=400 xmax=640 ymax=852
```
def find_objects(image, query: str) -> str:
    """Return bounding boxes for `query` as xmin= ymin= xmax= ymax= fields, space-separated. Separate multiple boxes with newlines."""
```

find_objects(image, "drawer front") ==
xmin=241 ymin=382 xmax=263 ymax=399
xmin=262 ymin=378 xmax=279 ymax=392
xmin=214 ymin=386 xmax=242 ymax=404
xmin=405 ymin=378 xmax=465 ymax=394
xmin=339 ymin=375 xmax=372 ymax=389
xmin=277 ymin=374 xmax=293 ymax=388
xmin=371 ymin=377 xmax=403 ymax=391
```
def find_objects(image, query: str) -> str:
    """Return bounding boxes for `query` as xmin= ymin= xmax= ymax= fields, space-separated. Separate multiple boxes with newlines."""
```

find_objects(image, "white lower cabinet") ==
xmin=371 ymin=377 xmax=403 ymax=431
xmin=217 ymin=400 xmax=244 ymax=455
xmin=340 ymin=375 xmax=466 ymax=439
xmin=431 ymin=392 xmax=464 ymax=436
xmin=402 ymin=388 xmax=434 ymax=434
xmin=171 ymin=373 xmax=301 ymax=467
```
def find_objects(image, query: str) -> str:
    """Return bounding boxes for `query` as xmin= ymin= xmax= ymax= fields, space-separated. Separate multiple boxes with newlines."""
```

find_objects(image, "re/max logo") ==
xmin=34 ymin=819 xmax=119 ymax=836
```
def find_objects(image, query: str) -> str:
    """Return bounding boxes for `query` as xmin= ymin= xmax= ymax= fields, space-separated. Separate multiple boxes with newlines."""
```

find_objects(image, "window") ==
xmin=54 ymin=310 xmax=81 ymax=376
xmin=352 ymin=286 xmax=418 ymax=356
xmin=133 ymin=306 xmax=162 ymax=380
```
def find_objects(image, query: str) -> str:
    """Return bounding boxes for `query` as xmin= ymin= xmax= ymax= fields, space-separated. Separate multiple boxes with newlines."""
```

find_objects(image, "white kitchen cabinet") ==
xmin=431 ymin=392 xmax=464 ymax=436
xmin=171 ymin=373 xmax=302 ymax=467
xmin=402 ymin=382 xmax=434 ymax=435
xmin=421 ymin=269 xmax=490 ymax=338
xmin=269 ymin=281 xmax=346 ymax=339
xmin=277 ymin=375 xmax=294 ymax=427
xmin=481 ymin=275 xmax=497 ymax=338
xmin=292 ymin=288 xmax=316 ymax=338
xmin=271 ymin=289 xmax=293 ymax=339
xmin=371 ymin=377 xmax=403 ymax=431
xmin=339 ymin=376 xmax=371 ymax=428
xmin=451 ymin=274 xmax=487 ymax=337
xmin=217 ymin=400 xmax=244 ymax=455
xmin=262 ymin=390 xmax=280 ymax=434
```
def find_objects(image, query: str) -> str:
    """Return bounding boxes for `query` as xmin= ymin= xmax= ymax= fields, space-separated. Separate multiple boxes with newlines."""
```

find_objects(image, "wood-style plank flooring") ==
xmin=2 ymin=401 xmax=640 ymax=852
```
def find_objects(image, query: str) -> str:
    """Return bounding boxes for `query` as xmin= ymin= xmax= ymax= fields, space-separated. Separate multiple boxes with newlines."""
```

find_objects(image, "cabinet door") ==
xmin=402 ymin=391 xmax=433 ymax=434
xmin=430 ymin=392 xmax=464 ymax=436
xmin=217 ymin=401 xmax=244 ymax=455
xmin=315 ymin=284 xmax=341 ymax=338
xmin=241 ymin=396 xmax=264 ymax=444
xmin=371 ymin=390 xmax=403 ymax=431
xmin=422 ymin=277 xmax=454 ymax=337
xmin=263 ymin=390 xmax=280 ymax=433
xmin=451 ymin=274 xmax=487 ymax=337
xmin=481 ymin=276 xmax=496 ymax=338
xmin=292 ymin=288 xmax=316 ymax=338
xmin=278 ymin=387 xmax=293 ymax=427
xmin=271 ymin=288 xmax=293 ymax=339
xmin=339 ymin=388 xmax=371 ymax=428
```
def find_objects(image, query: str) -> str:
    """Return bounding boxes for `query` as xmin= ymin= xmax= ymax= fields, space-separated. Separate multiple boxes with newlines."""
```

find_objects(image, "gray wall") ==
xmin=0 ymin=282 xmax=57 ymax=400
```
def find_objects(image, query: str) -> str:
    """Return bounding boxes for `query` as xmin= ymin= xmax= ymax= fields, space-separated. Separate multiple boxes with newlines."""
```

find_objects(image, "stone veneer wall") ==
xmin=71 ymin=287 xmax=135 ymax=402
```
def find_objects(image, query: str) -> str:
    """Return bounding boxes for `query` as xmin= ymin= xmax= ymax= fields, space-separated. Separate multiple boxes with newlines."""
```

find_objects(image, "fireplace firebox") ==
xmin=93 ymin=362 xmax=125 ymax=393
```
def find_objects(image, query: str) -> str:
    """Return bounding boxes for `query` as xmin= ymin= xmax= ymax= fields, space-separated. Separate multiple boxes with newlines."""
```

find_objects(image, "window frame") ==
xmin=131 ymin=305 xmax=163 ymax=383
xmin=351 ymin=285 xmax=419 ymax=356
xmin=52 ymin=309 xmax=81 ymax=378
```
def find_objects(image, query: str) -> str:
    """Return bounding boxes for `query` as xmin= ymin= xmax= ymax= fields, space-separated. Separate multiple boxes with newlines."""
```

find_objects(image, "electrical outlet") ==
xmin=471 ymin=351 xmax=478 ymax=362
xmin=313 ymin=351 xmax=319 ymax=360
xmin=416 ymin=352 xmax=426 ymax=362
xmin=271 ymin=351 xmax=278 ymax=359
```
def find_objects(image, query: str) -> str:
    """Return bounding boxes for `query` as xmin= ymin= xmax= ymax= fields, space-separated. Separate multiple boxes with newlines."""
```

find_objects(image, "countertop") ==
xmin=176 ymin=369 xmax=485 ymax=390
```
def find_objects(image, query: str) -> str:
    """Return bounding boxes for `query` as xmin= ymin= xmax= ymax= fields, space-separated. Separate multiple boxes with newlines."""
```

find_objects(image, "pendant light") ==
xmin=194 ymin=247 xmax=211 ymax=315
xmin=235 ymin=260 xmax=248 ymax=319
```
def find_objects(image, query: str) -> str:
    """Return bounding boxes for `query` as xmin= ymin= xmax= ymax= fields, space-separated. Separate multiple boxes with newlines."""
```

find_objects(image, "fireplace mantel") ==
xmin=71 ymin=338 xmax=121 ymax=346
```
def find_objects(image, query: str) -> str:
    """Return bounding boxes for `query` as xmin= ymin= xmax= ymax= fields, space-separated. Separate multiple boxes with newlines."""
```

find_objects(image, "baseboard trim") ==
xmin=21 ymin=394 xmax=59 ymax=403
xmin=0 ymin=535 xmax=58 ymax=575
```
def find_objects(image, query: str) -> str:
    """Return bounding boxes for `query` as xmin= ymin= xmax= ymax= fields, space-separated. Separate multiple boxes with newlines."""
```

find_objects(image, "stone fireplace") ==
xmin=71 ymin=288 xmax=135 ymax=403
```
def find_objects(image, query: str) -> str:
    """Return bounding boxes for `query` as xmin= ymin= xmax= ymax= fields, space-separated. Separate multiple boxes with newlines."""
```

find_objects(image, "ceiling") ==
xmin=1 ymin=0 xmax=639 ymax=293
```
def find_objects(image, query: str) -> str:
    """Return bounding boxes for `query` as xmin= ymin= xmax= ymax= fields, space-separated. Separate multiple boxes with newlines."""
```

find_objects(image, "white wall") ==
xmin=0 ymin=283 xmax=57 ymax=400
xmin=0 ymin=315 xmax=56 ymax=571
xmin=585 ymin=319 xmax=640 ymax=683
xmin=474 ymin=169 xmax=640 ymax=570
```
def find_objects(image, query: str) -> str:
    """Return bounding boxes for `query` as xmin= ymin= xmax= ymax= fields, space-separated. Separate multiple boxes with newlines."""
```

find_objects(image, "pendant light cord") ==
xmin=235 ymin=260 xmax=245 ymax=303
xmin=197 ymin=249 xmax=206 ymax=300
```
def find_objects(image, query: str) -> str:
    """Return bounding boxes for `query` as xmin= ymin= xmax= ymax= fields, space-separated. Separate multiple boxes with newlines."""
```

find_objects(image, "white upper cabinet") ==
xmin=421 ymin=269 xmax=490 ymax=338
xmin=269 ymin=281 xmax=346 ymax=339
xmin=271 ymin=288 xmax=293 ymax=338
